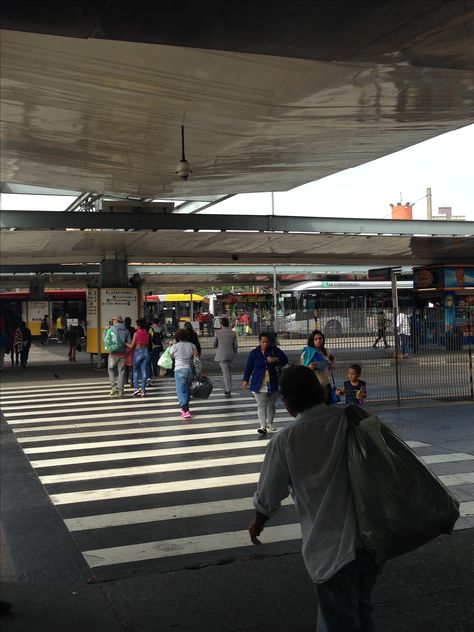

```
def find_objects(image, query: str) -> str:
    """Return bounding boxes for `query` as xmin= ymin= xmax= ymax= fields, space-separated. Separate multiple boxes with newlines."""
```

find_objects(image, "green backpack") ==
xmin=103 ymin=327 xmax=124 ymax=353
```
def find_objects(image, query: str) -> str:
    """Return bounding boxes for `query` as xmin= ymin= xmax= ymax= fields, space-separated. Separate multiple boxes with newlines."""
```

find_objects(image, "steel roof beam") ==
xmin=1 ymin=211 xmax=472 ymax=237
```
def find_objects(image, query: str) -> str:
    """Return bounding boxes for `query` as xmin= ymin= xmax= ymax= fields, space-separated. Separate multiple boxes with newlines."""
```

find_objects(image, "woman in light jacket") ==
xmin=213 ymin=316 xmax=238 ymax=397
xmin=242 ymin=333 xmax=288 ymax=435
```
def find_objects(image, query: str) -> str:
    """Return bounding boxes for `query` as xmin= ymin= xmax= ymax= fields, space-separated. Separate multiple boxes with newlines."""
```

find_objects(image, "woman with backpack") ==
xmin=148 ymin=317 xmax=164 ymax=383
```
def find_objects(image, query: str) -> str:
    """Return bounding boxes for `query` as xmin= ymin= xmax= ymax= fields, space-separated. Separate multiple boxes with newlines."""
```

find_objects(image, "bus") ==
xmin=277 ymin=280 xmax=416 ymax=337
xmin=144 ymin=293 xmax=208 ymax=333
xmin=214 ymin=292 xmax=273 ymax=315
xmin=0 ymin=289 xmax=87 ymax=337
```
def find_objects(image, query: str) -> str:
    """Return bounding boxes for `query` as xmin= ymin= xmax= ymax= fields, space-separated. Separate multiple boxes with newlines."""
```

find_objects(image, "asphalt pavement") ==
xmin=0 ymin=344 xmax=473 ymax=631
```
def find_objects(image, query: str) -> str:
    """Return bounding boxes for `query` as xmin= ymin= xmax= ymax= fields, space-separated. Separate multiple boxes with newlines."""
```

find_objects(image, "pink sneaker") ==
xmin=181 ymin=410 xmax=191 ymax=419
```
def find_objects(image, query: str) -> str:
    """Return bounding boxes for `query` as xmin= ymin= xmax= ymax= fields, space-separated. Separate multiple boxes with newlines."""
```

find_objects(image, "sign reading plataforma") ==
xmin=101 ymin=289 xmax=139 ymax=353
xmin=86 ymin=288 xmax=139 ymax=353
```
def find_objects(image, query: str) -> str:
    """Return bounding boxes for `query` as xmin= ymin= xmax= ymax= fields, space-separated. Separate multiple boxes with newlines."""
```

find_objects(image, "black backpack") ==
xmin=149 ymin=327 xmax=163 ymax=350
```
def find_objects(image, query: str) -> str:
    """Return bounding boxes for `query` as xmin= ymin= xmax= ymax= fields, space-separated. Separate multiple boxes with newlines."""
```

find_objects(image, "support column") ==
xmin=29 ymin=278 xmax=45 ymax=300
xmin=98 ymin=258 xmax=129 ymax=369
xmin=100 ymin=259 xmax=128 ymax=287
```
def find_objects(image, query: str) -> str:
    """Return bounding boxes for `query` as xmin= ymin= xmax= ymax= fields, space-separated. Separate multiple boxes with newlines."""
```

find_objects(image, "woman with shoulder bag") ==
xmin=300 ymin=329 xmax=336 ymax=404
xmin=169 ymin=328 xmax=200 ymax=419
xmin=242 ymin=333 xmax=288 ymax=434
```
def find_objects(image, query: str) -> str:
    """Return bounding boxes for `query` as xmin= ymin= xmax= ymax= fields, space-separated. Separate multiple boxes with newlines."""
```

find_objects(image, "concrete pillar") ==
xmin=100 ymin=259 xmax=128 ymax=287
xmin=29 ymin=278 xmax=45 ymax=300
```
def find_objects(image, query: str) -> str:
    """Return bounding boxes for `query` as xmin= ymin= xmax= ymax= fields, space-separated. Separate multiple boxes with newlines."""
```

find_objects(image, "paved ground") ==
xmin=0 ymin=349 xmax=473 ymax=631
xmin=9 ymin=336 xmax=473 ymax=402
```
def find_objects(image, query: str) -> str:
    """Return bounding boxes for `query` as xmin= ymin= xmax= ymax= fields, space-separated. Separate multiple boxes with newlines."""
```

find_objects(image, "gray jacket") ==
xmin=111 ymin=323 xmax=131 ymax=352
xmin=213 ymin=327 xmax=238 ymax=362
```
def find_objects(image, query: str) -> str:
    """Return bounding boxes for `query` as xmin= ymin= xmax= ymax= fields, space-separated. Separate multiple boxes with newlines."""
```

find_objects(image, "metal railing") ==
xmin=201 ymin=307 xmax=474 ymax=403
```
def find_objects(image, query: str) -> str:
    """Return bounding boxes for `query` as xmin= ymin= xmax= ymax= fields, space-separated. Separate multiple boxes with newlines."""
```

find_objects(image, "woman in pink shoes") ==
xmin=127 ymin=318 xmax=150 ymax=397
xmin=169 ymin=328 xmax=200 ymax=419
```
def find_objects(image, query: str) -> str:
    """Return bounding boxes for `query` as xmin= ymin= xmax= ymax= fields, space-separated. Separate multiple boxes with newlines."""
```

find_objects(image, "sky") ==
xmin=207 ymin=124 xmax=474 ymax=221
xmin=2 ymin=124 xmax=473 ymax=221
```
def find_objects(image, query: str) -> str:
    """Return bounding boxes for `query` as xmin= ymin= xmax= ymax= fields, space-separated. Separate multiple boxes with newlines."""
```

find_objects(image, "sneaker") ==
xmin=267 ymin=424 xmax=278 ymax=432
xmin=182 ymin=410 xmax=191 ymax=419
xmin=224 ymin=391 xmax=232 ymax=398
xmin=257 ymin=427 xmax=267 ymax=435
xmin=109 ymin=387 xmax=118 ymax=396
xmin=140 ymin=390 xmax=146 ymax=397
xmin=132 ymin=389 xmax=141 ymax=397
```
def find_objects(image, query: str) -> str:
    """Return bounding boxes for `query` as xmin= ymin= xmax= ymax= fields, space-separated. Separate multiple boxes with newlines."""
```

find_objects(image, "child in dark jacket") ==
xmin=336 ymin=363 xmax=367 ymax=405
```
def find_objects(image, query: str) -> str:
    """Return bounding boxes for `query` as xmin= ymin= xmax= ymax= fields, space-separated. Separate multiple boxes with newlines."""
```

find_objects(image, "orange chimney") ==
xmin=390 ymin=203 xmax=413 ymax=220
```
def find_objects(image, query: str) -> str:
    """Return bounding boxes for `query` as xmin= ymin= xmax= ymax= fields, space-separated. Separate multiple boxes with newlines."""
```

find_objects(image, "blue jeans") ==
xmin=175 ymin=368 xmax=192 ymax=410
xmin=133 ymin=348 xmax=149 ymax=390
xmin=315 ymin=549 xmax=379 ymax=632
xmin=400 ymin=333 xmax=410 ymax=355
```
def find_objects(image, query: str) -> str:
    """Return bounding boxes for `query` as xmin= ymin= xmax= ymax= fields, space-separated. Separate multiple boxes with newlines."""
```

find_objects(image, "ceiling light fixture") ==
xmin=176 ymin=125 xmax=192 ymax=181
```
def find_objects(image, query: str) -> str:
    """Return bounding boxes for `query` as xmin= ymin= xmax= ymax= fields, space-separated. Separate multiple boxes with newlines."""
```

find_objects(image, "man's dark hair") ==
xmin=349 ymin=363 xmax=362 ymax=376
xmin=279 ymin=365 xmax=326 ymax=413
xmin=221 ymin=317 xmax=229 ymax=327
xmin=136 ymin=318 xmax=147 ymax=329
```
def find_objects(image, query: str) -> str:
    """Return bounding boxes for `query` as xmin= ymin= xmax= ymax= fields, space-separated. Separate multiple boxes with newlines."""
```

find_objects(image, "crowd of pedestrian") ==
xmin=2 ymin=311 xmax=393 ymax=631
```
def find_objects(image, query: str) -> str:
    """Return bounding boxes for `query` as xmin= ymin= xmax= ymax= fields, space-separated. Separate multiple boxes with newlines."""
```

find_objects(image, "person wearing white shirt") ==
xmin=248 ymin=365 xmax=380 ymax=632
xmin=396 ymin=311 xmax=411 ymax=356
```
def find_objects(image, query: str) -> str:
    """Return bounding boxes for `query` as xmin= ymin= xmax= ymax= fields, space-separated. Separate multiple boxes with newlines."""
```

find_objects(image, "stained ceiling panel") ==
xmin=1 ymin=229 xmax=473 ymax=267
xmin=1 ymin=6 xmax=473 ymax=199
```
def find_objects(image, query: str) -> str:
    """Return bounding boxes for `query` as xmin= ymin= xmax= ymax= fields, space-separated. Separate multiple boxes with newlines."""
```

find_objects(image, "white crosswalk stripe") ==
xmin=2 ymin=377 xmax=473 ymax=579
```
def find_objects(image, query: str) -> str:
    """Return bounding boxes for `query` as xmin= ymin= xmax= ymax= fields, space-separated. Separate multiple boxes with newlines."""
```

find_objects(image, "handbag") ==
xmin=158 ymin=346 xmax=173 ymax=370
xmin=330 ymin=374 xmax=340 ymax=404
xmin=346 ymin=409 xmax=459 ymax=564
xmin=190 ymin=355 xmax=202 ymax=376
xmin=190 ymin=375 xmax=213 ymax=399
xmin=76 ymin=342 xmax=82 ymax=352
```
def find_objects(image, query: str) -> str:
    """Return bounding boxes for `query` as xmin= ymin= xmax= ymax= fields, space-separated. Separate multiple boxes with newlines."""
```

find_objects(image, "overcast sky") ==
xmin=207 ymin=123 xmax=474 ymax=221
xmin=2 ymin=124 xmax=473 ymax=221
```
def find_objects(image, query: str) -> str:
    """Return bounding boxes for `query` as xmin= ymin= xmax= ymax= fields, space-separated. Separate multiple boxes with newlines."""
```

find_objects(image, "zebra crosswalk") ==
xmin=1 ymin=377 xmax=473 ymax=581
